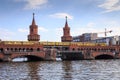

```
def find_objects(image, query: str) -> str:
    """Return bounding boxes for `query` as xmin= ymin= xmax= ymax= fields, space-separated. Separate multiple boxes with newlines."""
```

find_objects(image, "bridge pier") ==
xmin=3 ymin=54 xmax=12 ymax=62
xmin=44 ymin=49 xmax=56 ymax=61
xmin=83 ymin=50 xmax=94 ymax=60
xmin=60 ymin=51 xmax=84 ymax=60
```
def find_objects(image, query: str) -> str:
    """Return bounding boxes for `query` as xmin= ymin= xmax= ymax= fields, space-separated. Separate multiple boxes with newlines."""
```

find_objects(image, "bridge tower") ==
xmin=28 ymin=13 xmax=40 ymax=41
xmin=61 ymin=16 xmax=72 ymax=42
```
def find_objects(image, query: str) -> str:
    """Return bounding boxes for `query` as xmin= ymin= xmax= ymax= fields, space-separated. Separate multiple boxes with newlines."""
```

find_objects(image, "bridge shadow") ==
xmin=12 ymin=55 xmax=44 ymax=62
xmin=26 ymin=55 xmax=44 ymax=62
xmin=95 ymin=54 xmax=114 ymax=60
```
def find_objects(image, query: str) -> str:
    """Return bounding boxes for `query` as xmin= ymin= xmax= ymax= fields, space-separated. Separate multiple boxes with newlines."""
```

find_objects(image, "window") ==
xmin=37 ymin=48 xmax=40 ymax=52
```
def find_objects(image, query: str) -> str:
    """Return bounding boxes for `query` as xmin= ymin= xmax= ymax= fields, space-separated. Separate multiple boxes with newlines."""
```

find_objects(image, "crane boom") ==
xmin=97 ymin=28 xmax=112 ymax=37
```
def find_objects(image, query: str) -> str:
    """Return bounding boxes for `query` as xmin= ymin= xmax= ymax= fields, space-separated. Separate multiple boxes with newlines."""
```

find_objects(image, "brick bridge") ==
xmin=0 ymin=50 xmax=56 ymax=62
xmin=0 ymin=41 xmax=120 ymax=61
xmin=0 ymin=41 xmax=56 ymax=62
xmin=69 ymin=44 xmax=120 ymax=59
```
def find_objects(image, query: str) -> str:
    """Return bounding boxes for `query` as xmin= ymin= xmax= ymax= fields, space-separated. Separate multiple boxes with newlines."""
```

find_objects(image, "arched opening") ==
xmin=62 ymin=47 xmax=69 ymax=51
xmin=12 ymin=55 xmax=44 ymax=62
xmin=11 ymin=48 xmax=13 ymax=51
xmin=72 ymin=48 xmax=75 ymax=51
xmin=0 ymin=59 xmax=3 ymax=62
xmin=15 ymin=48 xmax=17 ymax=52
xmin=95 ymin=54 xmax=114 ymax=59
xmin=0 ymin=48 xmax=3 ymax=53
xmin=7 ymin=48 xmax=9 ymax=51
xmin=26 ymin=48 xmax=30 ymax=52
xmin=19 ymin=48 xmax=21 ymax=52
xmin=94 ymin=48 xmax=97 ymax=51
xmin=30 ymin=48 xmax=33 ymax=52
xmin=37 ymin=48 xmax=40 ymax=52
xmin=23 ymin=48 xmax=25 ymax=52
xmin=78 ymin=48 xmax=80 ymax=51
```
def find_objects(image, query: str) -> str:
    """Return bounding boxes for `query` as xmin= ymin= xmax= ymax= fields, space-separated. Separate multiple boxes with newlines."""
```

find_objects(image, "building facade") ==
xmin=73 ymin=33 xmax=98 ymax=42
xmin=91 ymin=36 xmax=120 ymax=45
xmin=73 ymin=33 xmax=120 ymax=45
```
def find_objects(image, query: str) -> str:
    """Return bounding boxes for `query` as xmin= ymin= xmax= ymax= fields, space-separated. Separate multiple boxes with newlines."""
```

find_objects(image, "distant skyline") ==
xmin=0 ymin=0 xmax=120 ymax=41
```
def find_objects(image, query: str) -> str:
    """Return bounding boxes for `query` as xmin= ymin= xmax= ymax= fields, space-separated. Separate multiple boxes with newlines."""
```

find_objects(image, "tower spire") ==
xmin=32 ymin=13 xmax=36 ymax=25
xmin=65 ymin=16 xmax=69 ymax=28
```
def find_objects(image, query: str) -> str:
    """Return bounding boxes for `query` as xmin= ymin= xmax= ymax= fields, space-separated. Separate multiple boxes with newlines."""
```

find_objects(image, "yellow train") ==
xmin=1 ymin=41 xmax=106 ymax=46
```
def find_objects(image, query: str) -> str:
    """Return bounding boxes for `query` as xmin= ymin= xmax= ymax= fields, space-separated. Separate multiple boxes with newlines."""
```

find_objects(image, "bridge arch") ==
xmin=92 ymin=52 xmax=114 ymax=59
xmin=12 ymin=54 xmax=44 ymax=62
xmin=0 ymin=48 xmax=3 ymax=52
xmin=0 ymin=58 xmax=3 ymax=62
xmin=95 ymin=54 xmax=114 ymax=59
xmin=11 ymin=52 xmax=45 ymax=62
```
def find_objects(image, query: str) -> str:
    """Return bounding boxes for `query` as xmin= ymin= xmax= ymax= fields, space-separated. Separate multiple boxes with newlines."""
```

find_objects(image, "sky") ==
xmin=0 ymin=0 xmax=120 ymax=41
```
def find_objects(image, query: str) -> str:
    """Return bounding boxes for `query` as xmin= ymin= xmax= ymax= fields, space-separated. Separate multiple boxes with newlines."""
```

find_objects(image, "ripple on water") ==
xmin=0 ymin=60 xmax=120 ymax=80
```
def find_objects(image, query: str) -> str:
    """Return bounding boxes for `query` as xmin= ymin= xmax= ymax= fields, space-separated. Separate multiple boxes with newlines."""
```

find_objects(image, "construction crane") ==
xmin=97 ymin=28 xmax=112 ymax=38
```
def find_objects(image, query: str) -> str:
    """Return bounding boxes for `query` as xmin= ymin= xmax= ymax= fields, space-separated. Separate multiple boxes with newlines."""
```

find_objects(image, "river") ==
xmin=0 ymin=60 xmax=120 ymax=80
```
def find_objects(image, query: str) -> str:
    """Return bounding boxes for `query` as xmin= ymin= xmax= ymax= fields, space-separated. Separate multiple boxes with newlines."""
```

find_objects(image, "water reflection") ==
xmin=62 ymin=61 xmax=72 ymax=80
xmin=27 ymin=62 xmax=40 ymax=80
xmin=0 ymin=60 xmax=120 ymax=80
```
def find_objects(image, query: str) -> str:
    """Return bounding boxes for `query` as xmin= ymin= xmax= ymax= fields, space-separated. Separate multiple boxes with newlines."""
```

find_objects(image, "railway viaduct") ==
xmin=0 ymin=41 xmax=120 ymax=61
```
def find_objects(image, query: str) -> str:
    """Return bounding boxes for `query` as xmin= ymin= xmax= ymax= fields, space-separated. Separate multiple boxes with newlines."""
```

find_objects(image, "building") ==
xmin=91 ymin=36 xmax=120 ymax=45
xmin=73 ymin=32 xmax=120 ymax=45
xmin=73 ymin=33 xmax=98 ymax=42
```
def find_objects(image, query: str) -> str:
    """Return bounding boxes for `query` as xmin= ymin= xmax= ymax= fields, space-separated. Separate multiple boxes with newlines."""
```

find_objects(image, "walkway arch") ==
xmin=95 ymin=54 xmax=114 ymax=59
xmin=92 ymin=52 xmax=114 ymax=59
xmin=12 ymin=55 xmax=44 ymax=62
xmin=11 ymin=52 xmax=45 ymax=62
xmin=0 ymin=58 xmax=3 ymax=62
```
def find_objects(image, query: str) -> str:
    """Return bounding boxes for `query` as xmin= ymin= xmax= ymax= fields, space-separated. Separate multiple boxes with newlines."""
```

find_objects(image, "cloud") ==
xmin=18 ymin=28 xmax=28 ymax=33
xmin=15 ymin=0 xmax=48 ymax=10
xmin=50 ymin=13 xmax=73 ymax=19
xmin=38 ymin=27 xmax=48 ymax=32
xmin=86 ymin=22 xmax=96 ymax=28
xmin=0 ymin=28 xmax=15 ymax=40
xmin=98 ymin=0 xmax=120 ymax=13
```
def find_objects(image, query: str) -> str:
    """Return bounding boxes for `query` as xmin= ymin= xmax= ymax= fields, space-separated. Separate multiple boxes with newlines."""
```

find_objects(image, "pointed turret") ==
xmin=61 ymin=16 xmax=72 ymax=42
xmin=65 ymin=16 xmax=69 ymax=28
xmin=32 ymin=13 xmax=36 ymax=25
xmin=28 ymin=13 xmax=40 ymax=41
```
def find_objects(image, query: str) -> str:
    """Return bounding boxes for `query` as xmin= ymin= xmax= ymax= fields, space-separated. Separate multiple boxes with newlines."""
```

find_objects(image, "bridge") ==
xmin=0 ymin=41 xmax=120 ymax=61
xmin=0 ymin=41 xmax=56 ymax=62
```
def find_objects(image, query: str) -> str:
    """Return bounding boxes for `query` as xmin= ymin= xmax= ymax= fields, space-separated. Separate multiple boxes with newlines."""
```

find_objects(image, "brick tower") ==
xmin=28 ymin=13 xmax=40 ymax=41
xmin=61 ymin=16 xmax=72 ymax=42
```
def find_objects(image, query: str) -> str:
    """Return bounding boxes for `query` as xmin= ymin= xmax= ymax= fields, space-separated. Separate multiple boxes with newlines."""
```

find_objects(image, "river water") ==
xmin=0 ymin=60 xmax=120 ymax=80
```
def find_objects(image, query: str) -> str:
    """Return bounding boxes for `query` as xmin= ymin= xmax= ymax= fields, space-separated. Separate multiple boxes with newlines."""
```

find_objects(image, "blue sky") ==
xmin=0 ymin=0 xmax=120 ymax=41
